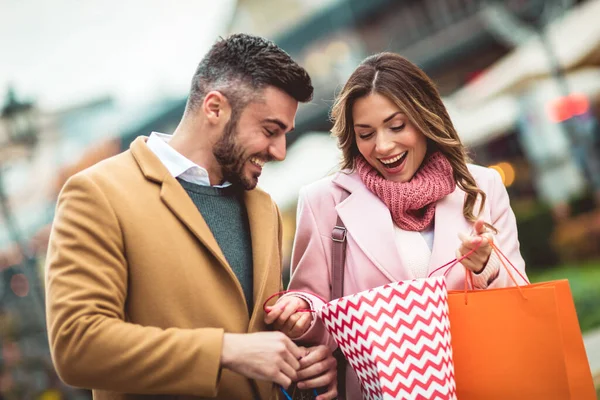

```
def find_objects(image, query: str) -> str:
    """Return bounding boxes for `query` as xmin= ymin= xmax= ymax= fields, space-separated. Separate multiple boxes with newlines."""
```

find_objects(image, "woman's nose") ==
xmin=375 ymin=132 xmax=394 ymax=154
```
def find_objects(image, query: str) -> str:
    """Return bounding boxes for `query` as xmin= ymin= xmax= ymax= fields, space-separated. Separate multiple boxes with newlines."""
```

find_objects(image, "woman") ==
xmin=265 ymin=52 xmax=527 ymax=399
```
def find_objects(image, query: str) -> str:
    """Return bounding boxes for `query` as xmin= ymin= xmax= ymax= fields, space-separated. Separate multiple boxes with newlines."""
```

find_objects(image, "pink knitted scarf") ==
xmin=356 ymin=151 xmax=456 ymax=231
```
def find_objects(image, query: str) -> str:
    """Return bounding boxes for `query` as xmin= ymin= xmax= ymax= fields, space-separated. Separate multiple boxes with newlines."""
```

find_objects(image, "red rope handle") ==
xmin=265 ymin=237 xmax=530 ymax=312
xmin=262 ymin=290 xmax=327 ymax=314
xmin=458 ymin=239 xmax=529 ymax=303
xmin=490 ymin=242 xmax=530 ymax=285
xmin=427 ymin=240 xmax=484 ymax=278
xmin=488 ymin=242 xmax=528 ymax=300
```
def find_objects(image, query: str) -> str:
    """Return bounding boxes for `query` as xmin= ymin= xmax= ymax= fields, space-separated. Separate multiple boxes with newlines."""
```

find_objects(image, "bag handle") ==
xmin=489 ymin=241 xmax=529 ymax=286
xmin=427 ymin=237 xmax=530 ymax=304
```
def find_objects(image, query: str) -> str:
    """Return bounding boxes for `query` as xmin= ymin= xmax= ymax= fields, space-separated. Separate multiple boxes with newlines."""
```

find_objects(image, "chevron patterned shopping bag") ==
xmin=317 ymin=276 xmax=456 ymax=400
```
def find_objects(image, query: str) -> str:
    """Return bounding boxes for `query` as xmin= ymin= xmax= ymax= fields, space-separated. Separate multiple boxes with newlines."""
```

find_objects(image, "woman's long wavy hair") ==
xmin=331 ymin=52 xmax=488 ymax=225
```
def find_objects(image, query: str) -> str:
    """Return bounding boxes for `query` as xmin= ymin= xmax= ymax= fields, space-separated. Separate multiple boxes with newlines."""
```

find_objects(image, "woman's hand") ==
xmin=264 ymin=296 xmax=313 ymax=339
xmin=456 ymin=219 xmax=493 ymax=274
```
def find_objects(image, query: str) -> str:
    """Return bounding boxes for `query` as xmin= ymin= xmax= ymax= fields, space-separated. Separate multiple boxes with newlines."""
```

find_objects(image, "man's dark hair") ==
xmin=187 ymin=33 xmax=313 ymax=114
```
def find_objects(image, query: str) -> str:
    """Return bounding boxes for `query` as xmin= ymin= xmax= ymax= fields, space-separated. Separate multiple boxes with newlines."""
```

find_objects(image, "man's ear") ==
xmin=203 ymin=91 xmax=231 ymax=125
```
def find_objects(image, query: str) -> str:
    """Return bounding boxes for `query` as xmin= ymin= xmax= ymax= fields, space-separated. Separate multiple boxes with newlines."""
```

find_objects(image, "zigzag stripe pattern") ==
xmin=317 ymin=277 xmax=456 ymax=400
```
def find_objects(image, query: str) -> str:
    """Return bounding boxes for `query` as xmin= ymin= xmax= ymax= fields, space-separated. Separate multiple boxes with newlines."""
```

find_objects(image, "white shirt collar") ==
xmin=146 ymin=132 xmax=231 ymax=188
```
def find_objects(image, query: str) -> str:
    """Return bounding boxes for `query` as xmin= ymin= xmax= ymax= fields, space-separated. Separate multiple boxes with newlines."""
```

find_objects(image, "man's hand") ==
xmin=264 ymin=296 xmax=313 ymax=339
xmin=296 ymin=345 xmax=338 ymax=400
xmin=220 ymin=332 xmax=306 ymax=389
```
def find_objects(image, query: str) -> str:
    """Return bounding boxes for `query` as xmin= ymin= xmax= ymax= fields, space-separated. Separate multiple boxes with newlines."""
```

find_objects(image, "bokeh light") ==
xmin=10 ymin=273 xmax=29 ymax=297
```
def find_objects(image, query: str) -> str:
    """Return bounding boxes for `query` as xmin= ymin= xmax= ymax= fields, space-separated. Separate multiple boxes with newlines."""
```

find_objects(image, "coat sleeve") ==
xmin=285 ymin=187 xmax=335 ymax=347
xmin=472 ymin=169 xmax=529 ymax=289
xmin=45 ymin=173 xmax=223 ymax=396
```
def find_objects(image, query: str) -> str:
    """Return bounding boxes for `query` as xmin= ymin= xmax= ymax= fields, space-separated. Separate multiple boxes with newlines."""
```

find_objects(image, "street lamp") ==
xmin=1 ymin=88 xmax=38 ymax=148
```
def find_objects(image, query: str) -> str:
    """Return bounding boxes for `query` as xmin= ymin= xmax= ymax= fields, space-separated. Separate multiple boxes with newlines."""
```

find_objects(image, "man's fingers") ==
xmin=278 ymin=356 xmax=298 ymax=383
xmin=283 ymin=348 xmax=301 ymax=372
xmin=297 ymin=345 xmax=336 ymax=382
xmin=274 ymin=371 xmax=292 ymax=390
xmin=298 ymin=369 xmax=337 ymax=390
xmin=316 ymin=383 xmax=338 ymax=400
xmin=285 ymin=337 xmax=307 ymax=361
xmin=297 ymin=356 xmax=336 ymax=381
xmin=298 ymin=345 xmax=328 ymax=368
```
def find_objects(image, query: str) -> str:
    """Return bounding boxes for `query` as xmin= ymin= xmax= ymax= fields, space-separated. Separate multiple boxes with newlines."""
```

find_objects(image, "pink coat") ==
xmin=286 ymin=165 xmax=527 ymax=399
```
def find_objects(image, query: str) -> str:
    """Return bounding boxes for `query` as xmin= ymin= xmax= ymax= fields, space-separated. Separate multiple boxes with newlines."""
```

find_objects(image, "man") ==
xmin=45 ymin=33 xmax=337 ymax=400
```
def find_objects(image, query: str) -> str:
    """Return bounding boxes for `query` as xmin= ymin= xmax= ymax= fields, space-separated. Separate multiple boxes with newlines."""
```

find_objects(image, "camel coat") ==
xmin=45 ymin=136 xmax=283 ymax=400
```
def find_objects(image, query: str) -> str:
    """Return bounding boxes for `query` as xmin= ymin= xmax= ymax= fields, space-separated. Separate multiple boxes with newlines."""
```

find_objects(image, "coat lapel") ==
xmin=244 ymin=188 xmax=277 ymax=331
xmin=333 ymin=173 xmax=410 ymax=282
xmin=130 ymin=137 xmax=247 ymax=307
xmin=159 ymin=178 xmax=230 ymax=267
xmin=427 ymin=188 xmax=472 ymax=276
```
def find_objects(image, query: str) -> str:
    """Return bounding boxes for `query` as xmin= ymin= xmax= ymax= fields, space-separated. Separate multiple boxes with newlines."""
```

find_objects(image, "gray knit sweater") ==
xmin=177 ymin=178 xmax=254 ymax=312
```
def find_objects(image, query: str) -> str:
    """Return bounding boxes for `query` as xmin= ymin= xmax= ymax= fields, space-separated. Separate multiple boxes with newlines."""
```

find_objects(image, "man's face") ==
xmin=213 ymin=86 xmax=298 ymax=190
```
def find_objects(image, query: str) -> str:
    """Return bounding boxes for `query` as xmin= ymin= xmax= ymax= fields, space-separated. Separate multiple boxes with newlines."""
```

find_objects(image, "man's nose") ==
xmin=269 ymin=135 xmax=286 ymax=161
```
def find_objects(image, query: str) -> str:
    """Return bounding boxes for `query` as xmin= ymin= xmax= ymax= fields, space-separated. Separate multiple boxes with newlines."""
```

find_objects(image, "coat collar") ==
xmin=331 ymin=170 xmax=469 ymax=281
xmin=331 ymin=171 xmax=411 ymax=282
xmin=428 ymin=188 xmax=466 ymax=275
xmin=243 ymin=188 xmax=278 ymax=330
xmin=130 ymin=136 xmax=276 ymax=323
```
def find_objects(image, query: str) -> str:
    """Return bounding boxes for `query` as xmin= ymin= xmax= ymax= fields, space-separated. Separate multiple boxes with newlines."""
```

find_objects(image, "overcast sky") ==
xmin=0 ymin=0 xmax=236 ymax=110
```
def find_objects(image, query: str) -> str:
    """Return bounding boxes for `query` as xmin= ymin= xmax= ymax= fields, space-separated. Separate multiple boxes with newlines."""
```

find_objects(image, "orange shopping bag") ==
xmin=446 ymin=243 xmax=596 ymax=400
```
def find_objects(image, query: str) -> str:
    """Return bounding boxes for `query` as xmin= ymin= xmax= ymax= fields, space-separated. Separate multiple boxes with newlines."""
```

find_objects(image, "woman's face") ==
xmin=353 ymin=93 xmax=427 ymax=183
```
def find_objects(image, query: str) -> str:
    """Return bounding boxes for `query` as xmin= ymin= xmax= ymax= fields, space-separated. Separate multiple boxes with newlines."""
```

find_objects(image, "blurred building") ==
xmin=230 ymin=0 xmax=599 ymax=196
xmin=0 ymin=89 xmax=93 ymax=399
xmin=228 ymin=0 xmax=600 ymax=271
xmin=231 ymin=0 xmax=540 ymax=140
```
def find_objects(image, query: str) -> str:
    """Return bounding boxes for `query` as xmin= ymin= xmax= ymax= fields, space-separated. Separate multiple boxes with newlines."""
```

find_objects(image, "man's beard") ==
xmin=213 ymin=117 xmax=266 ymax=190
